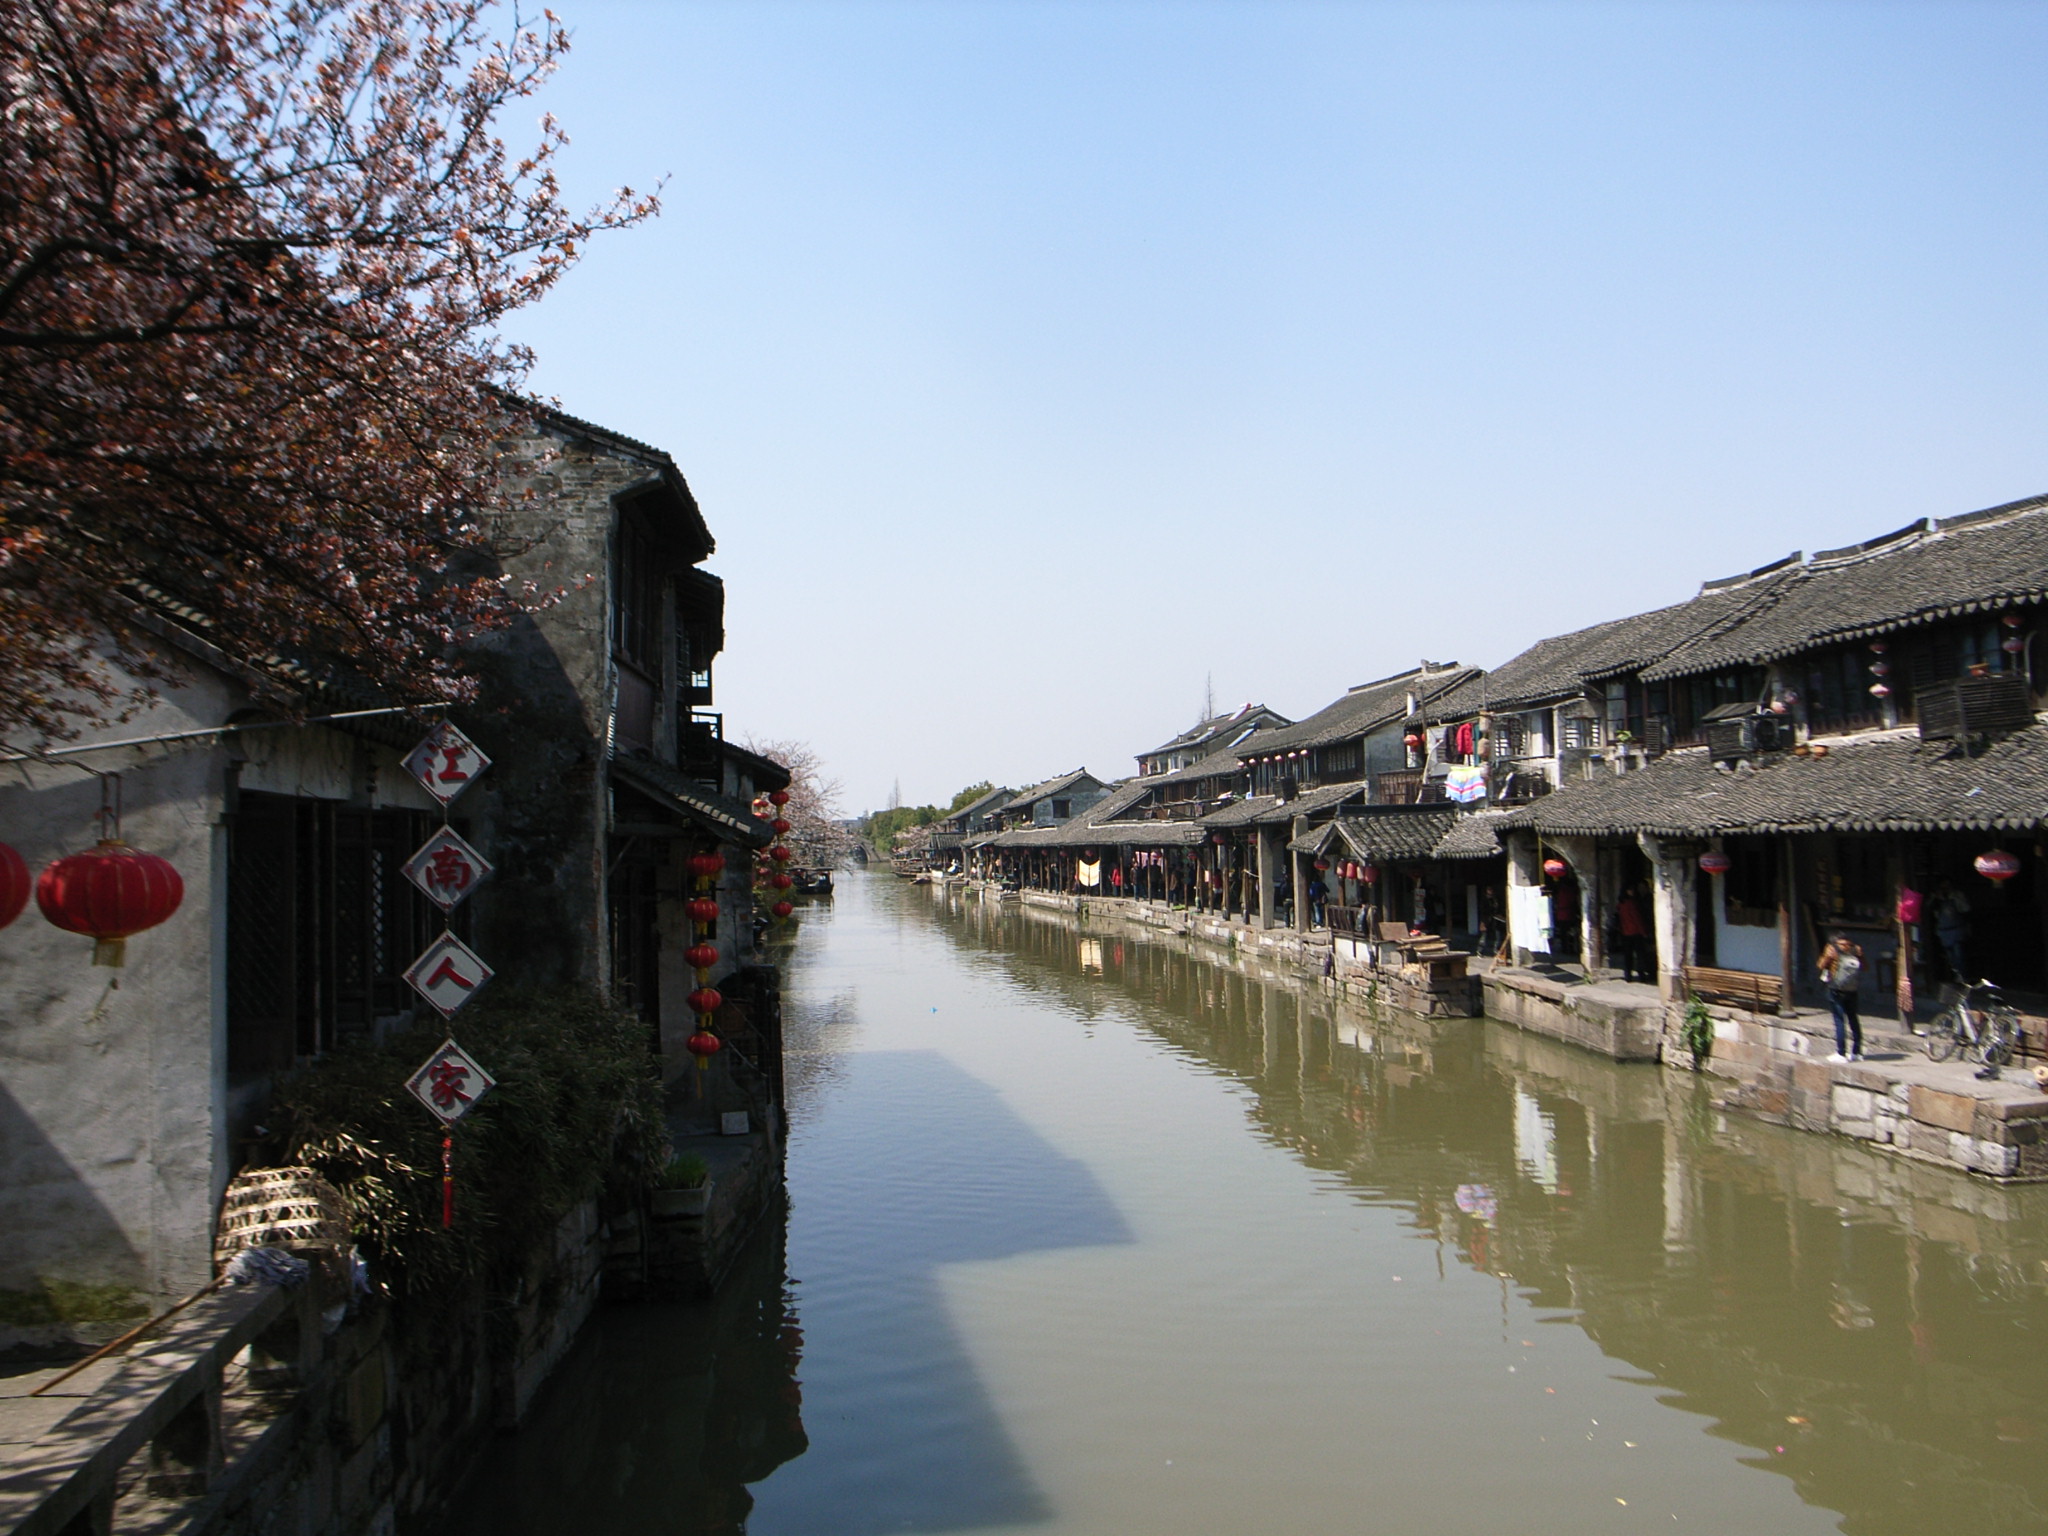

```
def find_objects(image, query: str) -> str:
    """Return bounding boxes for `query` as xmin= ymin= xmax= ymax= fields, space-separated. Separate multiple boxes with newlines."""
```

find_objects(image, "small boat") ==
xmin=792 ymin=869 xmax=834 ymax=897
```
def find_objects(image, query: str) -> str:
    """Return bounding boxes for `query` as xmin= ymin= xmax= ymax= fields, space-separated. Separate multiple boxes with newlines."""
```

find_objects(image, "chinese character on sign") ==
xmin=405 ymin=1037 xmax=496 ymax=1126
xmin=402 ymin=721 xmax=491 ymax=807
xmin=403 ymin=932 xmax=495 ymax=1017
xmin=401 ymin=828 xmax=494 ymax=913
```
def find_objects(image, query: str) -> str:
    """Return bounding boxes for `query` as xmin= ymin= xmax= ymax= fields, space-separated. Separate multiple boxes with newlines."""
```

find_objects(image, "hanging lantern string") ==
xmin=97 ymin=772 xmax=123 ymax=843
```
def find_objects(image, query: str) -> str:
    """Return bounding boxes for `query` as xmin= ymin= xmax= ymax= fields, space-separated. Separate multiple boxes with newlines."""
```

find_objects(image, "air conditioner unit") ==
xmin=1705 ymin=708 xmax=1786 ymax=763
xmin=1918 ymin=674 xmax=2033 ymax=742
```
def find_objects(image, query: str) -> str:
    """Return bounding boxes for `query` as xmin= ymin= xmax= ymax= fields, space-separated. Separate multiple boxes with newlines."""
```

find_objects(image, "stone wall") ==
xmin=1682 ymin=1001 xmax=2048 ymax=1181
xmin=1480 ymin=970 xmax=1666 ymax=1060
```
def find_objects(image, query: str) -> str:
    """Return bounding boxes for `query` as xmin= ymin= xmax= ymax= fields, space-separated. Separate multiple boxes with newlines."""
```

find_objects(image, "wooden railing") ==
xmin=1326 ymin=904 xmax=1369 ymax=936
xmin=0 ymin=1282 xmax=306 ymax=1536
xmin=1372 ymin=771 xmax=1423 ymax=805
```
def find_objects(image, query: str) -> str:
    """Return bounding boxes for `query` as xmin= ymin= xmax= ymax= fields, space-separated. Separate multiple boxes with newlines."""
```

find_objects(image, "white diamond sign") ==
xmin=403 ymin=721 xmax=491 ymax=807
xmin=401 ymin=827 xmax=494 ymax=913
xmin=404 ymin=931 xmax=494 ymax=1017
xmin=405 ymin=1037 xmax=496 ymax=1125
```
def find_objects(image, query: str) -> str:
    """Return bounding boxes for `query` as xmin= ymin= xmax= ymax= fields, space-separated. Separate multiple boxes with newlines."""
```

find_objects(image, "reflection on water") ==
xmin=442 ymin=1215 xmax=807 ymax=1536
xmin=450 ymin=875 xmax=2048 ymax=1535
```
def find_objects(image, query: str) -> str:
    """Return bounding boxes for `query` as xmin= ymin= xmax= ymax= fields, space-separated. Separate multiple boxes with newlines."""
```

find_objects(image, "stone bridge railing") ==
xmin=0 ymin=1282 xmax=304 ymax=1536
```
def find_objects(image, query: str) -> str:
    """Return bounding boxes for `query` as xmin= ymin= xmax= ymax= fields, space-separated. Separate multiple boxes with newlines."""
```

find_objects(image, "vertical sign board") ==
xmin=402 ymin=719 xmax=493 ymax=1015
xmin=402 ymin=721 xmax=491 ymax=807
xmin=402 ymin=932 xmax=494 ymax=1016
xmin=401 ymin=827 xmax=493 ymax=913
xmin=405 ymin=1038 xmax=497 ymax=1227
xmin=401 ymin=719 xmax=498 ymax=1226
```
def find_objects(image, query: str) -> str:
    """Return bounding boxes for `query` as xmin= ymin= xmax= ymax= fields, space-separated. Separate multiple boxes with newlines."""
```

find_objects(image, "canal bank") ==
xmin=962 ymin=881 xmax=2048 ymax=1182
xmin=441 ymin=872 xmax=2048 ymax=1536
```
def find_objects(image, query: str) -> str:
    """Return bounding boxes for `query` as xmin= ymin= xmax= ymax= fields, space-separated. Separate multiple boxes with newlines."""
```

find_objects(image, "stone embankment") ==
xmin=963 ymin=881 xmax=2048 ymax=1184
xmin=0 ymin=1130 xmax=783 ymax=1536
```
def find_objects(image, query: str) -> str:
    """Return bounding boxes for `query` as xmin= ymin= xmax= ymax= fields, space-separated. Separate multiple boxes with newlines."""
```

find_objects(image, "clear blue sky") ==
xmin=511 ymin=1 xmax=2048 ymax=815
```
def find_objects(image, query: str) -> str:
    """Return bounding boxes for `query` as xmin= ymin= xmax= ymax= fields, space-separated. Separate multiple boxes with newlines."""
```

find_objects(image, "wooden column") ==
xmin=1256 ymin=824 xmax=1278 ymax=930
xmin=1890 ymin=838 xmax=1913 ymax=1022
xmin=1777 ymin=835 xmax=1796 ymax=1015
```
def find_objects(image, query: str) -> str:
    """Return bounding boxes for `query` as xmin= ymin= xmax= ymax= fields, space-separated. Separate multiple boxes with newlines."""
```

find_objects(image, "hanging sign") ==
xmin=405 ymin=1038 xmax=496 ymax=1228
xmin=404 ymin=931 xmax=494 ymax=1016
xmin=401 ymin=827 xmax=494 ymax=913
xmin=403 ymin=721 xmax=491 ymax=807
xmin=404 ymin=1037 xmax=497 ymax=1126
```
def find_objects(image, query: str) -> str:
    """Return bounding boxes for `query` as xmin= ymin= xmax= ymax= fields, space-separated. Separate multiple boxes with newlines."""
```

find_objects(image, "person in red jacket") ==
xmin=1614 ymin=884 xmax=1652 ymax=984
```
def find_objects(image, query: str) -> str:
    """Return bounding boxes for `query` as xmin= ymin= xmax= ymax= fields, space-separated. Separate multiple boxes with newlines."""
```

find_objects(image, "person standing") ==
xmin=1614 ymin=884 xmax=1652 ymax=984
xmin=1820 ymin=932 xmax=1866 ymax=1062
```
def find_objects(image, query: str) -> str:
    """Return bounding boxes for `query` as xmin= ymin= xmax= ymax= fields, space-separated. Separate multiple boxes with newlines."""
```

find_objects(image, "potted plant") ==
xmin=650 ymin=1151 xmax=711 ymax=1217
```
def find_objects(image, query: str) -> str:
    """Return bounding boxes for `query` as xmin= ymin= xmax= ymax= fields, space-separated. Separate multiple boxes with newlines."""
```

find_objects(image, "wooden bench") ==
xmin=1683 ymin=965 xmax=1785 ymax=1014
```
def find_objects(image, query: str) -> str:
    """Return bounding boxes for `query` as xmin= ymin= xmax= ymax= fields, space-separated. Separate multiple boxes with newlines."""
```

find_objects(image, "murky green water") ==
xmin=448 ymin=872 xmax=2048 ymax=1535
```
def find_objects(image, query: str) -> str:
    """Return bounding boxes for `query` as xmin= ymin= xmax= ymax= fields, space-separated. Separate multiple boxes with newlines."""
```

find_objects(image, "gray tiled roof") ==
xmin=1499 ymin=723 xmax=2048 ymax=837
xmin=1641 ymin=497 xmax=2048 ymax=682
xmin=1432 ymin=809 xmax=1511 ymax=860
xmin=1242 ymin=665 xmax=1477 ymax=755
xmin=1066 ymin=778 xmax=1152 ymax=824
xmin=1137 ymin=703 xmax=1288 ymax=760
xmin=943 ymin=785 xmax=1014 ymax=824
xmin=1252 ymin=781 xmax=1370 ymax=824
xmin=1328 ymin=808 xmax=1464 ymax=862
xmin=610 ymin=754 xmax=774 ymax=845
xmin=1196 ymin=794 xmax=1281 ymax=828
xmin=1005 ymin=768 xmax=1100 ymax=809
xmin=1477 ymin=566 xmax=1796 ymax=710
xmin=1139 ymin=747 xmax=1244 ymax=788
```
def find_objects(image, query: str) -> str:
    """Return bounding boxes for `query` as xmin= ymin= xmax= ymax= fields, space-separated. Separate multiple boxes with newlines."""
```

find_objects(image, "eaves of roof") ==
xmin=1496 ymin=723 xmax=2048 ymax=838
xmin=1640 ymin=498 xmax=2048 ymax=682
xmin=611 ymin=754 xmax=773 ymax=845
xmin=1246 ymin=667 xmax=1476 ymax=755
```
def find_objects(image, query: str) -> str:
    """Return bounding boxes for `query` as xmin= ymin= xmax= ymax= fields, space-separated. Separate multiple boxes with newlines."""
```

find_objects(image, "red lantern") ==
xmin=687 ymin=987 xmax=723 ymax=1015
xmin=771 ymin=818 xmax=791 ymax=836
xmin=1314 ymin=859 xmax=1330 ymax=872
xmin=684 ymin=942 xmax=719 ymax=970
xmin=770 ymin=845 xmax=792 ymax=864
xmin=686 ymin=1029 xmax=722 ymax=1064
xmin=1542 ymin=857 xmax=1568 ymax=880
xmin=686 ymin=851 xmax=725 ymax=881
xmin=1976 ymin=849 xmax=2021 ymax=884
xmin=37 ymin=840 xmax=184 ymax=966
xmin=686 ymin=897 xmax=720 ymax=924
xmin=1360 ymin=864 xmax=1378 ymax=884
xmin=772 ymin=900 xmax=794 ymax=918
xmin=769 ymin=790 xmax=790 ymax=807
xmin=770 ymin=872 xmax=793 ymax=890
xmin=0 ymin=842 xmax=28 ymax=929
xmin=1403 ymin=733 xmax=1423 ymax=750
xmin=1699 ymin=852 xmax=1731 ymax=876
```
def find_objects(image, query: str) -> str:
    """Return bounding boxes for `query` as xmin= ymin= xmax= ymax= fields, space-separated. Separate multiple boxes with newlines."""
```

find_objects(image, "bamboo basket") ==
xmin=215 ymin=1166 xmax=354 ymax=1295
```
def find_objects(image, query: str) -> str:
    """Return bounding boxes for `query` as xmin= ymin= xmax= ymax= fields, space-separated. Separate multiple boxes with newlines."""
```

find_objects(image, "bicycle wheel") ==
xmin=1927 ymin=1007 xmax=1962 ymax=1061
xmin=1981 ymin=1005 xmax=2021 ymax=1067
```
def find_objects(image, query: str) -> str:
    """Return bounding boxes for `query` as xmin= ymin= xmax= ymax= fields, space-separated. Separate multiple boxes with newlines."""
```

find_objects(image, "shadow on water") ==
xmin=922 ymin=885 xmax=2048 ymax=1536
xmin=441 ymin=1044 xmax=1131 ymax=1536
xmin=754 ymin=1048 xmax=1133 ymax=1533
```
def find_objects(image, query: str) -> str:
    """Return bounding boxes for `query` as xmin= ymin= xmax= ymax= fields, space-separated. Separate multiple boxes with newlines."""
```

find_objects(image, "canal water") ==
xmin=447 ymin=871 xmax=2048 ymax=1535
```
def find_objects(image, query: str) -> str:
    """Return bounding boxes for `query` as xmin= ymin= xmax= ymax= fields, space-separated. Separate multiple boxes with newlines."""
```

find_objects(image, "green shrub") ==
xmin=1680 ymin=997 xmax=1715 ymax=1069
xmin=658 ymin=1152 xmax=709 ymax=1189
xmin=271 ymin=987 xmax=664 ymax=1341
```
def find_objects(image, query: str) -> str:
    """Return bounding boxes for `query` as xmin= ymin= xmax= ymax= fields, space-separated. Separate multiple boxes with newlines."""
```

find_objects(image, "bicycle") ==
xmin=1923 ymin=978 xmax=2022 ymax=1068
